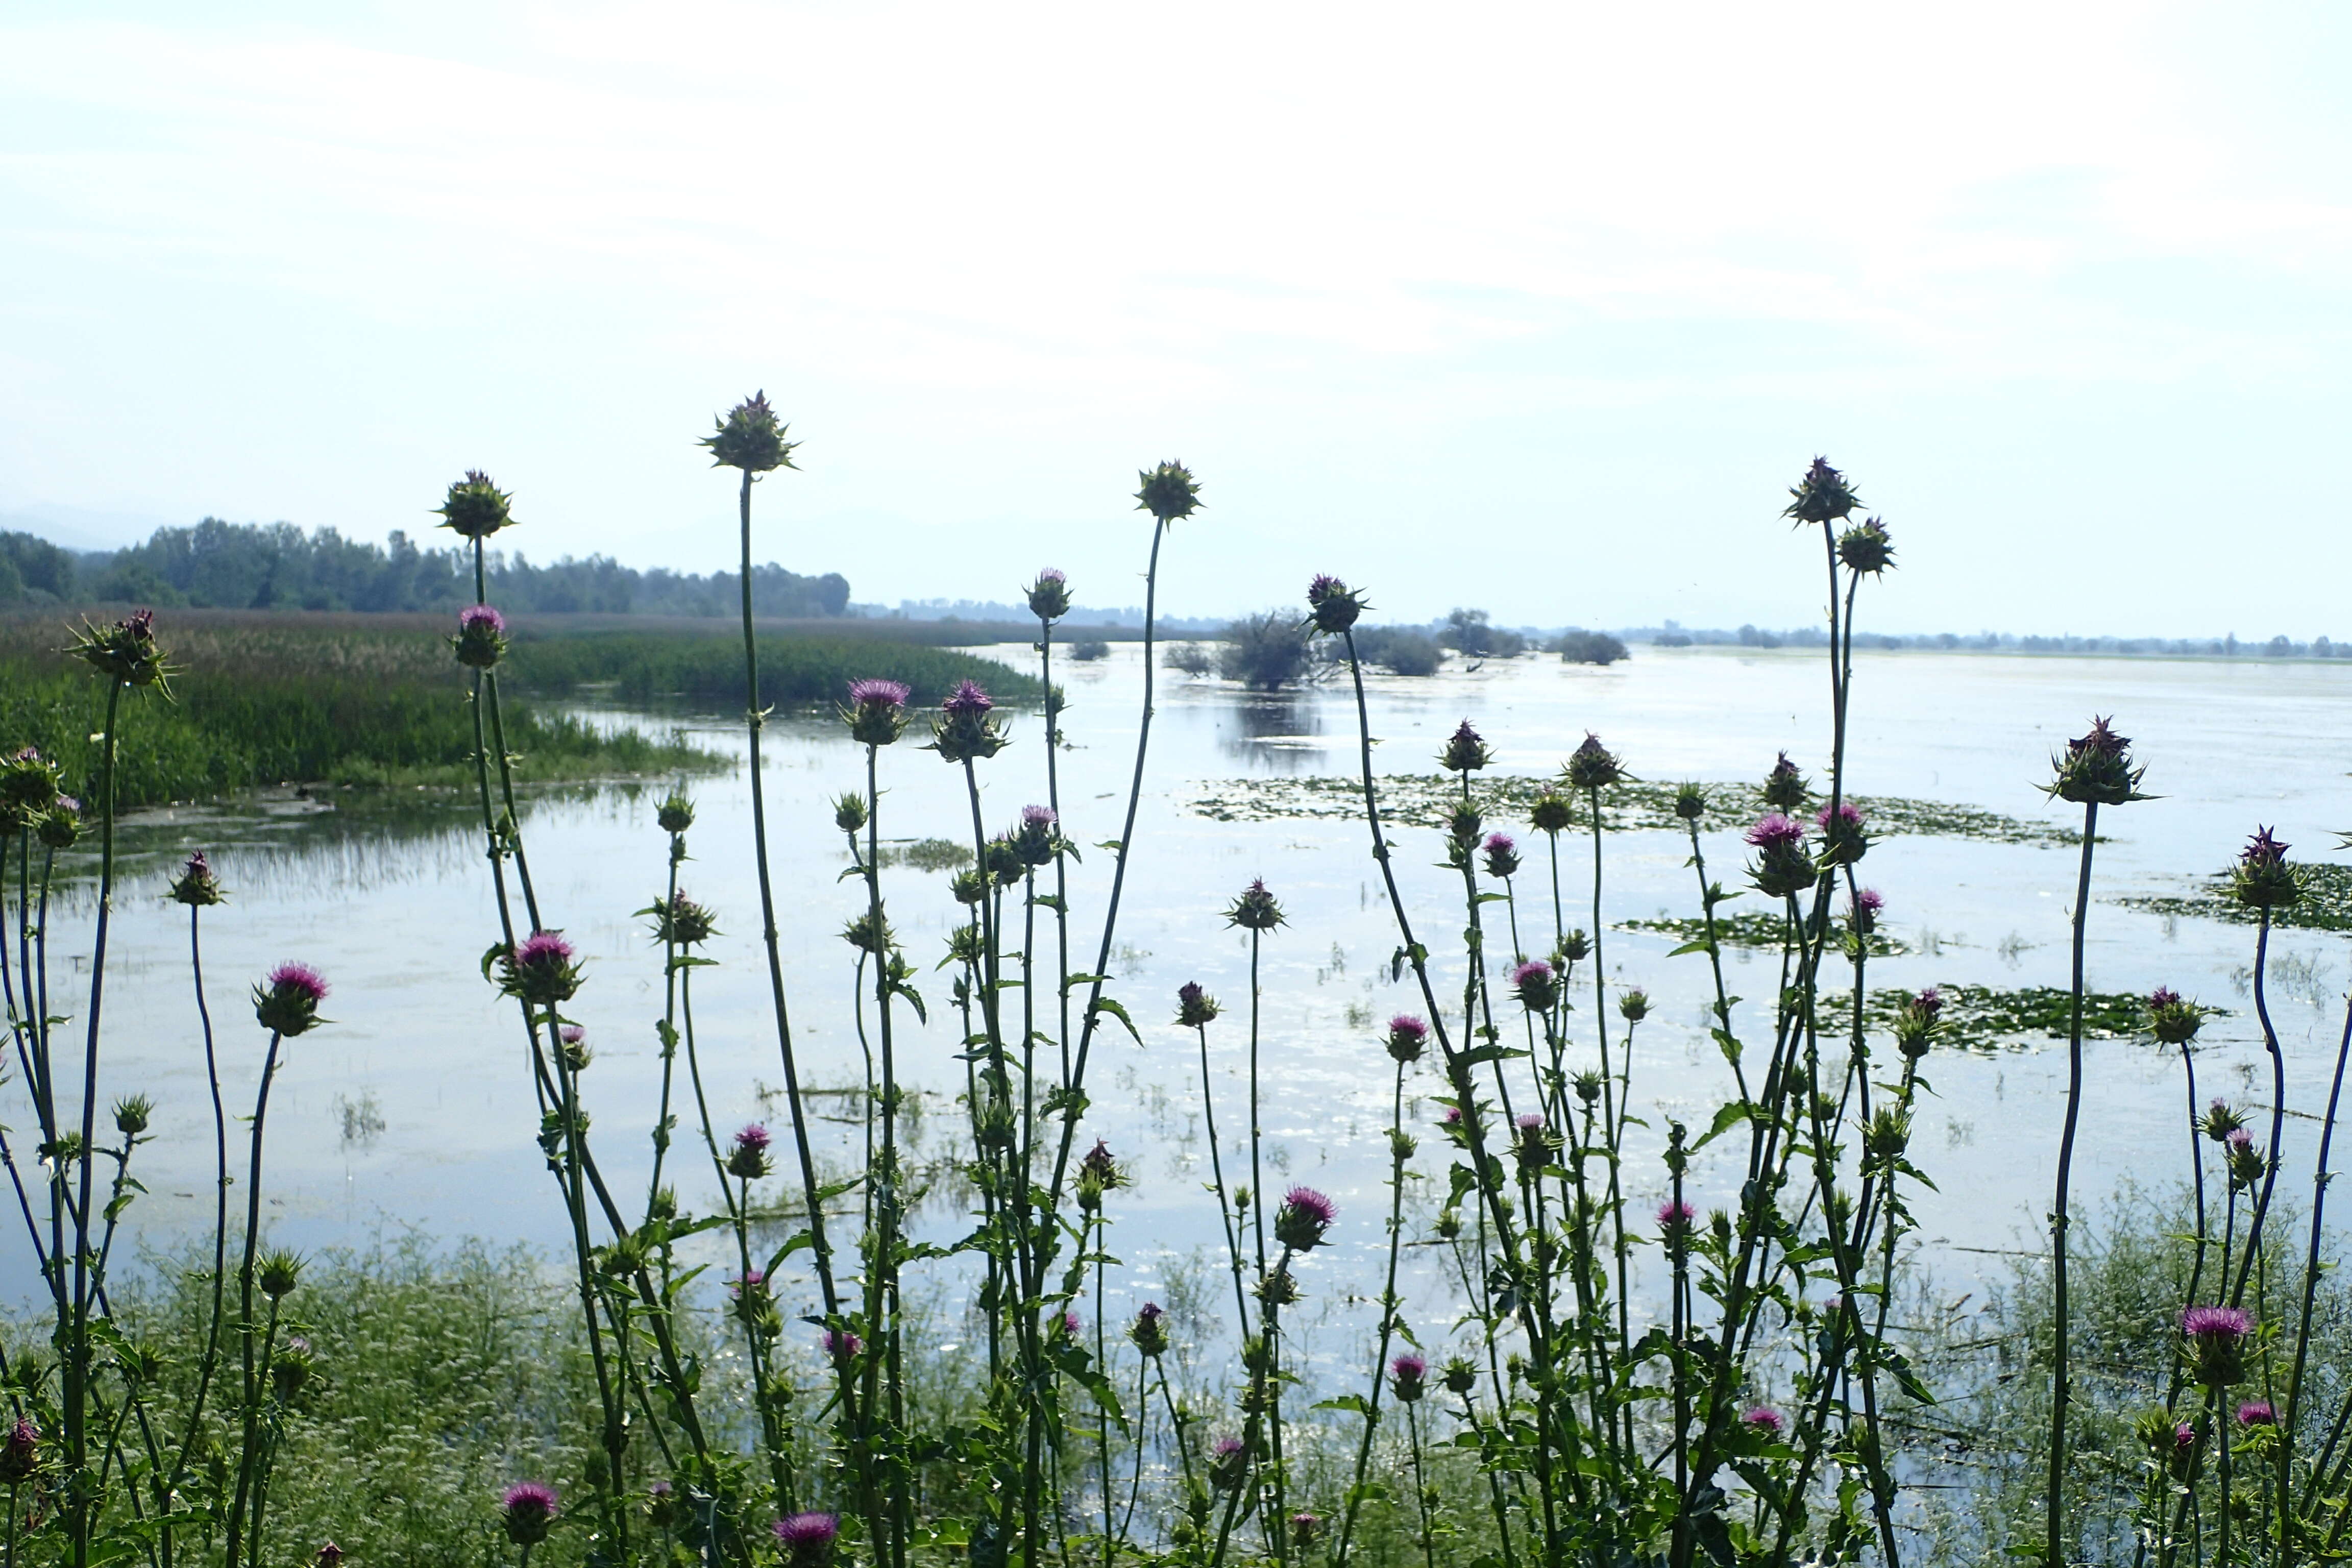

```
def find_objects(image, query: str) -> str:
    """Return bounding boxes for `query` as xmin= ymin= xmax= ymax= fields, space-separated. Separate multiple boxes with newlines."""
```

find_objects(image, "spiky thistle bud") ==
xmin=1177 ymin=982 xmax=1220 ymax=1028
xmin=929 ymin=680 xmax=1009 ymax=764
xmin=645 ymin=892 xmax=718 ymax=948
xmin=1836 ymin=517 xmax=1895 ymax=575
xmin=1761 ymin=751 xmax=1810 ymax=813
xmin=2202 ymin=1098 xmax=2245 ymax=1143
xmin=272 ymin=1334 xmax=315 ymax=1402
xmin=2148 ymin=987 xmax=2206 ymax=1046
xmin=701 ymin=391 xmax=798 ymax=473
xmin=1028 ymin=569 xmax=1073 ymax=623
xmin=436 ymin=471 xmax=513 ymax=540
xmin=2228 ymin=826 xmax=2301 ymax=910
xmin=169 ymin=849 xmax=226 ymax=908
xmin=1529 ymin=791 xmax=1574 ymax=835
xmin=1439 ymin=719 xmax=1491 ymax=773
xmin=36 ymin=797 xmax=81 ymax=851
xmin=1783 ymin=456 xmax=1862 ymax=527
xmin=0 ymin=1418 xmax=37 ymax=1484
xmin=1674 ymin=782 xmax=1708 ymax=822
xmin=68 ymin=608 xmax=174 ymax=693
xmin=257 ymin=1247 xmax=303 ymax=1300
xmin=1014 ymin=804 xmax=1059 ymax=867
xmin=1305 ymin=574 xmax=1365 ymax=635
xmin=2225 ymin=1128 xmax=2265 ymax=1190
xmin=1226 ymin=877 xmax=1285 ymax=931
xmin=656 ymin=791 xmax=696 ymax=835
xmin=452 ymin=603 xmax=507 ymax=669
xmin=1482 ymin=833 xmax=1520 ymax=879
xmin=2044 ymin=716 xmax=2148 ymax=807
xmin=833 ymin=791 xmax=868 ymax=834
xmin=1128 ymin=1301 xmax=1170 ymax=1359
xmin=1564 ymin=732 xmax=1625 ymax=791
xmin=113 ymin=1095 xmax=153 ymax=1138
xmin=1135 ymin=461 xmax=1203 ymax=523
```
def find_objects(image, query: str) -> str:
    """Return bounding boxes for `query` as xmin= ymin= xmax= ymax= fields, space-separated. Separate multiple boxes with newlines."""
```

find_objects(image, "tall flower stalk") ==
xmin=2040 ymin=715 xmax=2147 ymax=1564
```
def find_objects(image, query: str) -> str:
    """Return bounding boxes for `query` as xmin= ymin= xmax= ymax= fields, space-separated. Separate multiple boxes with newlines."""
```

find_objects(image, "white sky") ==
xmin=3 ymin=2 xmax=2348 ymax=633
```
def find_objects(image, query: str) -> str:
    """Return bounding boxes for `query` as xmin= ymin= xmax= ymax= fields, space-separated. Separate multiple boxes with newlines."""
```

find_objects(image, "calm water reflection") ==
xmin=10 ymin=645 xmax=2350 ymax=1356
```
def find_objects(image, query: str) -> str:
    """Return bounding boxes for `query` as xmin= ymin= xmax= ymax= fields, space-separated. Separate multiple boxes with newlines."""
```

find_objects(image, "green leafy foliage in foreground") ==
xmin=502 ymin=630 xmax=1044 ymax=708
xmin=4 ymin=1240 xmax=603 ymax=1567
xmin=1188 ymin=771 xmax=2085 ymax=847
xmin=2119 ymin=861 xmax=2352 ymax=933
xmin=0 ymin=617 xmax=714 ymax=810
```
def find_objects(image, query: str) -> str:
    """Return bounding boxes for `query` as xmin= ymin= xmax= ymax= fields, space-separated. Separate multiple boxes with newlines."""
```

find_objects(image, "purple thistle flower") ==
xmin=942 ymin=680 xmax=993 ymax=718
xmin=559 ymin=1024 xmax=586 ymax=1046
xmin=1657 ymin=1199 xmax=1696 ymax=1232
xmin=515 ymin=931 xmax=574 ymax=969
xmin=501 ymin=1482 xmax=559 ymax=1545
xmin=1817 ymin=800 xmax=1864 ymax=831
xmin=2183 ymin=1305 xmax=2252 ymax=1342
xmin=1850 ymin=887 xmax=1884 ymax=933
xmin=731 ymin=1268 xmax=766 ymax=1295
xmin=1442 ymin=1106 xmax=1463 ymax=1126
xmin=2174 ymin=1422 xmax=2196 ymax=1451
xmin=1915 ymin=986 xmax=1943 ymax=1018
xmin=458 ymin=603 xmax=505 ymax=635
xmin=1022 ymin=803 xmax=1057 ymax=830
xmin=1516 ymin=1112 xmax=1545 ymax=1133
xmin=254 ymin=962 xmax=330 ymax=1036
xmin=848 ymin=677 xmax=911 ymax=709
xmin=1509 ymin=958 xmax=1559 ymax=1012
xmin=1386 ymin=1014 xmax=1428 ymax=1063
xmin=1745 ymin=813 xmax=1805 ymax=850
xmin=2239 ymin=1400 xmax=2276 ymax=1427
xmin=1485 ymin=832 xmax=1515 ymax=855
xmin=2151 ymin=986 xmax=2182 ymax=1010
xmin=1388 ymin=1352 xmax=1428 ymax=1400
xmin=823 ymin=1328 xmax=863 ymax=1360
xmin=1275 ymin=1185 xmax=1338 ymax=1251
xmin=2244 ymin=826 xmax=2290 ymax=866
xmin=1062 ymin=1311 xmax=1082 ymax=1336
xmin=736 ymin=1123 xmax=771 ymax=1154
xmin=774 ymin=1510 xmax=841 ymax=1565
xmin=1211 ymin=1436 xmax=1244 ymax=1458
xmin=267 ymin=963 xmax=328 ymax=1004
xmin=1741 ymin=1406 xmax=1783 ymax=1437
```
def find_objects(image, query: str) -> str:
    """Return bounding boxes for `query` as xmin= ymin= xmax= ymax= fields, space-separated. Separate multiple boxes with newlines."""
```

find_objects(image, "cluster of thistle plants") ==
xmin=4 ymin=427 xmax=2351 ymax=1568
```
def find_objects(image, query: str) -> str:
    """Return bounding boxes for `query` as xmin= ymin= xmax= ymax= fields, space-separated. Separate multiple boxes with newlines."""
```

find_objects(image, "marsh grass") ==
xmin=502 ymin=631 xmax=1043 ymax=709
xmin=1899 ymin=1187 xmax=2352 ymax=1566
xmin=0 ymin=616 xmax=716 ymax=808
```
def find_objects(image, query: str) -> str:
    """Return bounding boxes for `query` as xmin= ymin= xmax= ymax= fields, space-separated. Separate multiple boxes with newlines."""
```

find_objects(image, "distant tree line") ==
xmin=0 ymin=519 xmax=849 ymax=618
xmin=1641 ymin=622 xmax=2350 ymax=657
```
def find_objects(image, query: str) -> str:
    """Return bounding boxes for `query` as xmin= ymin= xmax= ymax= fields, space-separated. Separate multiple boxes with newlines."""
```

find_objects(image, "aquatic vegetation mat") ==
xmin=1621 ymin=911 xmax=1909 ymax=957
xmin=1826 ymin=983 xmax=2201 ymax=1051
xmin=2115 ymin=861 xmax=2352 ymax=933
xmin=1186 ymin=772 xmax=2083 ymax=846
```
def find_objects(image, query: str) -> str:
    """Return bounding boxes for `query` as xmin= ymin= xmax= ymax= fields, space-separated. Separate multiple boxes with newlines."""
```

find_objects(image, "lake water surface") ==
xmin=13 ymin=642 xmax=2351 ymax=1365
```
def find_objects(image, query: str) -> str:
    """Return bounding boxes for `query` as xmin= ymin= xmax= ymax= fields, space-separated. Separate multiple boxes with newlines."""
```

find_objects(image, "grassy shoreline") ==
xmin=0 ymin=612 xmax=1040 ymax=809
